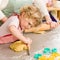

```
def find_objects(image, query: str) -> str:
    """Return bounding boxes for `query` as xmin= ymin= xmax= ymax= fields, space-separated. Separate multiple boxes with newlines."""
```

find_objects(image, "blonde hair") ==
xmin=20 ymin=5 xmax=43 ymax=26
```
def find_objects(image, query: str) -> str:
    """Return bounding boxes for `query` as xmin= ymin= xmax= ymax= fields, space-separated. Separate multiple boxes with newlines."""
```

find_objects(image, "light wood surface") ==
xmin=47 ymin=6 xmax=60 ymax=20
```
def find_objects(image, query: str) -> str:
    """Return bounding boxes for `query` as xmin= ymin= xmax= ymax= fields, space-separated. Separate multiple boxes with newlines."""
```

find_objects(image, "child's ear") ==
xmin=19 ymin=12 xmax=25 ymax=19
xmin=21 ymin=12 xmax=25 ymax=18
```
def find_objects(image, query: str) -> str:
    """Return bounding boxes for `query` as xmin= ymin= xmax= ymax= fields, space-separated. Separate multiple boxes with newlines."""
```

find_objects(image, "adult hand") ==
xmin=50 ymin=21 xmax=59 ymax=29
xmin=46 ymin=15 xmax=58 ymax=29
xmin=46 ymin=20 xmax=58 ymax=29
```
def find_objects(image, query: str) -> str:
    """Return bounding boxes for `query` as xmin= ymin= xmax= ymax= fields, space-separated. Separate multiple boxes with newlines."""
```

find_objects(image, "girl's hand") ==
xmin=25 ymin=37 xmax=32 ymax=50
xmin=26 ymin=38 xmax=32 ymax=45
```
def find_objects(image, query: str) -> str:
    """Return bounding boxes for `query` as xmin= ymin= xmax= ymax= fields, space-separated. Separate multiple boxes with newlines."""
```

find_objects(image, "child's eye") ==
xmin=28 ymin=23 xmax=32 ymax=27
xmin=29 ymin=23 xmax=31 ymax=25
xmin=28 ymin=23 xmax=30 ymax=25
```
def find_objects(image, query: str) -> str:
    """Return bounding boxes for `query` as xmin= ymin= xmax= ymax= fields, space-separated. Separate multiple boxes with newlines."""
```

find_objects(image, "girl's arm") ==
xmin=9 ymin=25 xmax=31 ymax=44
xmin=25 ymin=22 xmax=58 ymax=33
xmin=24 ymin=23 xmax=51 ymax=33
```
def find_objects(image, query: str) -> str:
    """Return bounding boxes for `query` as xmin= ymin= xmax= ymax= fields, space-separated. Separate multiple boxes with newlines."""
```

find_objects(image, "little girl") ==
xmin=0 ymin=5 xmax=38 ymax=44
xmin=0 ymin=4 xmax=55 ymax=44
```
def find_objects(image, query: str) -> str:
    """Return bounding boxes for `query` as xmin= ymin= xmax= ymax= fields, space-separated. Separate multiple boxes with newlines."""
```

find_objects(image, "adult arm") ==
xmin=33 ymin=0 xmax=52 ymax=23
xmin=0 ymin=10 xmax=7 ymax=22
xmin=0 ymin=0 xmax=9 ymax=22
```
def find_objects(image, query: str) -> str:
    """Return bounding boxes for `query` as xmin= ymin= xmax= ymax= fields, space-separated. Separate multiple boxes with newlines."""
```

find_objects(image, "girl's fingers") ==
xmin=27 ymin=44 xmax=30 ymax=50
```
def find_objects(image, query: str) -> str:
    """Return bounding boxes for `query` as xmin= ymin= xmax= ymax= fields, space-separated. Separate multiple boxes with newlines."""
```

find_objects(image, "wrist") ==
xmin=45 ymin=15 xmax=52 ymax=23
xmin=45 ymin=15 xmax=51 ymax=20
xmin=21 ymin=37 xmax=28 ymax=44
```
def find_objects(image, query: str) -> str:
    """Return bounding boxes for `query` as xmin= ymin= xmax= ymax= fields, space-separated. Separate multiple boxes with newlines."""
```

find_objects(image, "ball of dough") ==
xmin=10 ymin=41 xmax=28 ymax=52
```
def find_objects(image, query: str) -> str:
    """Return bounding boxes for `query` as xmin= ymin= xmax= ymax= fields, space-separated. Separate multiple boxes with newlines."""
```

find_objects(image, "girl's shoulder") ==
xmin=7 ymin=16 xmax=20 ymax=28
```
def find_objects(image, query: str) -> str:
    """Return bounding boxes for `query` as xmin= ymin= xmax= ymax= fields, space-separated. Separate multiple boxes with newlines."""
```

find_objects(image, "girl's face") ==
xmin=25 ymin=18 xmax=37 ymax=27
xmin=20 ymin=15 xmax=37 ymax=30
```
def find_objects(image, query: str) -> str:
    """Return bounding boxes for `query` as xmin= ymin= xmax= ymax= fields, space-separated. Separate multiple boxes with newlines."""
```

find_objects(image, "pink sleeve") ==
xmin=8 ymin=16 xmax=19 ymax=28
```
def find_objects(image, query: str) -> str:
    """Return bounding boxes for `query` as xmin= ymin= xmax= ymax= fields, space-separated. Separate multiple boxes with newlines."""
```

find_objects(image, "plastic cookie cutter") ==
xmin=34 ymin=53 xmax=42 ymax=59
xmin=43 ymin=48 xmax=51 ymax=55
xmin=52 ymin=48 xmax=57 ymax=53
